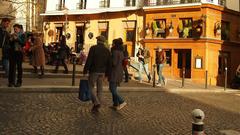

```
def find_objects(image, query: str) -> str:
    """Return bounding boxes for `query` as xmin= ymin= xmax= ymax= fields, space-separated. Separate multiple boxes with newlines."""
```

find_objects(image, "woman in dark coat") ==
xmin=108 ymin=38 xmax=127 ymax=110
xmin=53 ymin=35 xmax=69 ymax=73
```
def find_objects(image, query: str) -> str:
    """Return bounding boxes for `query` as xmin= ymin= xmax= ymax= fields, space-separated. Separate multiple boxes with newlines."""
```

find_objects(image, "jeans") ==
xmin=109 ymin=82 xmax=124 ymax=106
xmin=138 ymin=61 xmax=150 ymax=81
xmin=2 ymin=58 xmax=9 ymax=77
xmin=88 ymin=73 xmax=104 ymax=105
xmin=157 ymin=64 xmax=165 ymax=84
xmin=9 ymin=52 xmax=23 ymax=84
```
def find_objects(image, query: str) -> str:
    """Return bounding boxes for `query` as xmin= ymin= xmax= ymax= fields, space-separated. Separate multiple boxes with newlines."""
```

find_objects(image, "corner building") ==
xmin=142 ymin=0 xmax=240 ymax=86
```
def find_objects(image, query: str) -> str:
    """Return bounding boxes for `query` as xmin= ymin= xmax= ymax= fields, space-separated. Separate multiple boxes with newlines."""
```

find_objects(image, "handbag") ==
xmin=78 ymin=79 xmax=91 ymax=102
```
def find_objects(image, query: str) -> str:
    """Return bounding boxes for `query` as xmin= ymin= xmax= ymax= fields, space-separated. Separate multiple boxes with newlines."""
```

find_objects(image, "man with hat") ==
xmin=83 ymin=35 xmax=111 ymax=113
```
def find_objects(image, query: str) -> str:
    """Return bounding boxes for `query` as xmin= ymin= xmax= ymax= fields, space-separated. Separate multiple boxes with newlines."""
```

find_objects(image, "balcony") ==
xmin=144 ymin=0 xmax=201 ymax=6
xmin=99 ymin=0 xmax=110 ymax=8
xmin=125 ymin=0 xmax=136 ymax=7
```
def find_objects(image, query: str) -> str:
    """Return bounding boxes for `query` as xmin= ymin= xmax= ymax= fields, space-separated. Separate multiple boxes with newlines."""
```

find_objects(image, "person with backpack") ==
xmin=155 ymin=47 xmax=166 ymax=86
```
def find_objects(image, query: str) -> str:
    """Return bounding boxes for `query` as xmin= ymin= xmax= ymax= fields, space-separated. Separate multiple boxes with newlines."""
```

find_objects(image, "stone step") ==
xmin=0 ymin=71 xmax=82 ymax=78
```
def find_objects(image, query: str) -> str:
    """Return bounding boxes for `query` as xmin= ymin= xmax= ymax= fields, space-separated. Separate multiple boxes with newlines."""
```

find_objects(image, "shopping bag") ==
xmin=78 ymin=79 xmax=91 ymax=102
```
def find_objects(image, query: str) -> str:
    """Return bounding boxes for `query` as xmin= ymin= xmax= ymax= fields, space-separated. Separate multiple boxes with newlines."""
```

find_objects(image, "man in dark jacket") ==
xmin=83 ymin=35 xmax=111 ymax=113
xmin=0 ymin=18 xmax=11 ymax=77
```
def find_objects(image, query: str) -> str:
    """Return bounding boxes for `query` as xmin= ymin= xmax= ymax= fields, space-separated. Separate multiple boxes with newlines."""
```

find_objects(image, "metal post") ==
xmin=224 ymin=67 xmax=227 ymax=91
xmin=205 ymin=70 xmax=208 ymax=89
xmin=72 ymin=57 xmax=76 ymax=86
xmin=153 ymin=64 xmax=156 ymax=87
xmin=181 ymin=67 xmax=185 ymax=88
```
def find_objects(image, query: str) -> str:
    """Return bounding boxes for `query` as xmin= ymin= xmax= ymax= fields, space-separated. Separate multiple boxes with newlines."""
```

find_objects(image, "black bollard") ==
xmin=153 ymin=64 xmax=156 ymax=87
xmin=72 ymin=56 xmax=76 ymax=86
xmin=181 ymin=67 xmax=185 ymax=88
xmin=224 ymin=67 xmax=227 ymax=91
xmin=205 ymin=70 xmax=208 ymax=89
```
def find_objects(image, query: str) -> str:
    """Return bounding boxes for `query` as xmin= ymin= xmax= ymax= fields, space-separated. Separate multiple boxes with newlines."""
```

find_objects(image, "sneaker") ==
xmin=117 ymin=102 xmax=127 ymax=110
xmin=156 ymin=83 xmax=162 ymax=87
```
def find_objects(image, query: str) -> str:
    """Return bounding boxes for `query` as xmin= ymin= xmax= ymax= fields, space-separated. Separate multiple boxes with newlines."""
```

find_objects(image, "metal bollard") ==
xmin=205 ymin=70 xmax=208 ymax=89
xmin=181 ymin=67 xmax=185 ymax=88
xmin=153 ymin=64 xmax=156 ymax=87
xmin=192 ymin=109 xmax=205 ymax=135
xmin=224 ymin=67 xmax=227 ymax=91
xmin=72 ymin=56 xmax=76 ymax=86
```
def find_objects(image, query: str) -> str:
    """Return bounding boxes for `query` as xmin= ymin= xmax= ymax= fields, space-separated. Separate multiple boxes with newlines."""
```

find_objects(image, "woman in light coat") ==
xmin=30 ymin=32 xmax=45 ymax=77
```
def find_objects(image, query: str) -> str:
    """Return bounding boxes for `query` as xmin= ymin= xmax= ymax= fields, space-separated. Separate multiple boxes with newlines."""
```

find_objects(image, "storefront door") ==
xmin=174 ymin=49 xmax=192 ymax=78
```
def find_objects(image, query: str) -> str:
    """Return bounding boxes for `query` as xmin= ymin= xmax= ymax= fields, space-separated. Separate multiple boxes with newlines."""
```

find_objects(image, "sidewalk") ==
xmin=0 ymin=62 xmax=239 ymax=93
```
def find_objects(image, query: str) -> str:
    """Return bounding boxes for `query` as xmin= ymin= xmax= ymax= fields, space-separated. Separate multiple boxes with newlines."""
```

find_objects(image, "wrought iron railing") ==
xmin=144 ymin=0 xmax=201 ymax=6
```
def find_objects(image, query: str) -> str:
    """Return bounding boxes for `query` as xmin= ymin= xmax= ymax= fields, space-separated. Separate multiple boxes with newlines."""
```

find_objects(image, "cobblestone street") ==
xmin=0 ymin=89 xmax=239 ymax=135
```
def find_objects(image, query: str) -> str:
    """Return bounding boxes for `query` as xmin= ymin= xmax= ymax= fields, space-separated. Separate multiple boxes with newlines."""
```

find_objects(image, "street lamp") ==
xmin=63 ymin=7 xmax=69 ymax=36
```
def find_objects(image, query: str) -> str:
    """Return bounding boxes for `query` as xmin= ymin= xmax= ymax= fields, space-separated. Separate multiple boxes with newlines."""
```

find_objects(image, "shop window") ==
xmin=126 ymin=30 xmax=135 ymax=41
xmin=165 ymin=49 xmax=172 ymax=66
xmin=221 ymin=21 xmax=230 ymax=40
xmin=178 ymin=18 xmax=193 ymax=38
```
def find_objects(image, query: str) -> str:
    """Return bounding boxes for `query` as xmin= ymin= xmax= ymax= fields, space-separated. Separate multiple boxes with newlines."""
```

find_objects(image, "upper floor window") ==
xmin=219 ymin=0 xmax=226 ymax=6
xmin=152 ymin=19 xmax=166 ymax=38
xmin=178 ymin=18 xmax=193 ymax=38
xmin=56 ymin=0 xmax=65 ymax=10
xmin=221 ymin=21 xmax=230 ymax=40
xmin=99 ymin=0 xmax=110 ymax=8
xmin=77 ymin=0 xmax=86 ymax=9
xmin=125 ymin=0 xmax=136 ymax=6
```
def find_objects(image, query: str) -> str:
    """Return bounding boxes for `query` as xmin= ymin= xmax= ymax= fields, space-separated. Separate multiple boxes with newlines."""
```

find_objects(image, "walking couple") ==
xmin=83 ymin=36 xmax=127 ymax=113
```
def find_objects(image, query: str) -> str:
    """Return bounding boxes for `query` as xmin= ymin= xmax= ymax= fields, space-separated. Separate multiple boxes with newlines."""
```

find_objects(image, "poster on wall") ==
xmin=195 ymin=56 xmax=202 ymax=69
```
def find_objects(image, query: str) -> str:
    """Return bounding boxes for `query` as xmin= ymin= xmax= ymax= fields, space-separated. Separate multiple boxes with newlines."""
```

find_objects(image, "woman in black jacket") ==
xmin=53 ymin=35 xmax=69 ymax=74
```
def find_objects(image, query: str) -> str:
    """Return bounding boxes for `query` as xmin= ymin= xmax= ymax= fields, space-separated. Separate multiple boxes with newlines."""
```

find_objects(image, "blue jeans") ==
xmin=109 ymin=82 xmax=124 ymax=106
xmin=2 ymin=58 xmax=9 ymax=77
xmin=157 ymin=64 xmax=165 ymax=84
xmin=138 ymin=61 xmax=150 ymax=81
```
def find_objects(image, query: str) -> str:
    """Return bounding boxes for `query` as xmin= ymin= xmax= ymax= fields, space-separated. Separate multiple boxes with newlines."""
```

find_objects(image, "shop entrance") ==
xmin=76 ymin=26 xmax=85 ymax=53
xmin=174 ymin=49 xmax=192 ymax=78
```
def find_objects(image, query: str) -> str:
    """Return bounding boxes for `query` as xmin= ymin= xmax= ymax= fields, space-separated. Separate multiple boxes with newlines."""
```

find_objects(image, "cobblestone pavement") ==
xmin=0 ymin=90 xmax=239 ymax=135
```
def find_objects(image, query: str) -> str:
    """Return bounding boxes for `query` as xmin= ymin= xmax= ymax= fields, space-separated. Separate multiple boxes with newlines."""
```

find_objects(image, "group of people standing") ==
xmin=0 ymin=18 xmax=46 ymax=87
xmin=83 ymin=35 xmax=127 ymax=113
